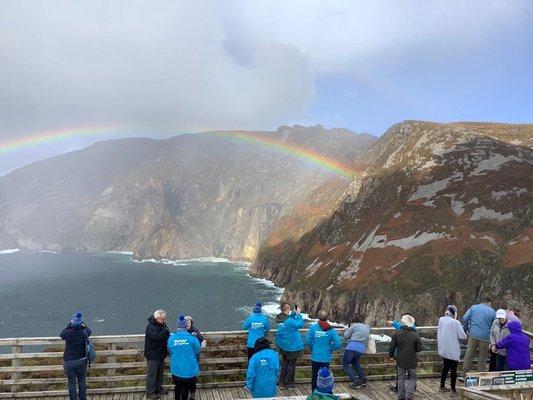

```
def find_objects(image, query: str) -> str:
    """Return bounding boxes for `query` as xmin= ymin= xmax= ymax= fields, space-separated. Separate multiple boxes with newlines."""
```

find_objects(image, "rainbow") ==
xmin=0 ymin=125 xmax=121 ymax=154
xmin=210 ymin=131 xmax=356 ymax=179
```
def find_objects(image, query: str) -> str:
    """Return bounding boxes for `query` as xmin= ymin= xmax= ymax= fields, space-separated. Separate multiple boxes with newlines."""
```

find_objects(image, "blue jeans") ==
xmin=63 ymin=358 xmax=87 ymax=400
xmin=343 ymin=349 xmax=366 ymax=383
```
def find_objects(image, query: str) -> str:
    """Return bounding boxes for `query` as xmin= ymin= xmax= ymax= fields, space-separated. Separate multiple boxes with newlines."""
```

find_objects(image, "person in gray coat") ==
xmin=489 ymin=309 xmax=510 ymax=371
xmin=342 ymin=315 xmax=371 ymax=389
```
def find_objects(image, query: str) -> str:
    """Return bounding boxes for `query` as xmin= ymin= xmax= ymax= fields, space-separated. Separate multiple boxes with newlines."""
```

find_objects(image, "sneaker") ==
xmin=350 ymin=381 xmax=363 ymax=389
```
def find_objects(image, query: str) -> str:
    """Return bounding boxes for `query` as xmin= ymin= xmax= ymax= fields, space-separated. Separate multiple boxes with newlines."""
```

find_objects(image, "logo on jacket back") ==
xmin=259 ymin=358 xmax=268 ymax=366
xmin=173 ymin=339 xmax=189 ymax=346
xmin=314 ymin=330 xmax=327 ymax=338
xmin=251 ymin=322 xmax=264 ymax=329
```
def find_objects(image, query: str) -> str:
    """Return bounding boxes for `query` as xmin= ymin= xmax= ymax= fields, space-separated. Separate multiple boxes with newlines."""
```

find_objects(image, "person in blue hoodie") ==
xmin=167 ymin=315 xmax=201 ymax=400
xmin=306 ymin=311 xmax=341 ymax=392
xmin=245 ymin=337 xmax=280 ymax=398
xmin=276 ymin=303 xmax=305 ymax=389
xmin=306 ymin=367 xmax=340 ymax=399
xmin=60 ymin=312 xmax=92 ymax=400
xmin=243 ymin=302 xmax=271 ymax=360
xmin=461 ymin=297 xmax=495 ymax=377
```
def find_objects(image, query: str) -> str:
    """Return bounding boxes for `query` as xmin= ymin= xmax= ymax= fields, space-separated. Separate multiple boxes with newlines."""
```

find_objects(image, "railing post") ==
xmin=107 ymin=342 xmax=117 ymax=388
xmin=11 ymin=343 xmax=21 ymax=393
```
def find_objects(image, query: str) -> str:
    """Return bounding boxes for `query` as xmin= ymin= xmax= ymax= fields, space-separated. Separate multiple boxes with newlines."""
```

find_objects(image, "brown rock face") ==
xmin=0 ymin=126 xmax=375 ymax=261
xmin=251 ymin=121 xmax=533 ymax=327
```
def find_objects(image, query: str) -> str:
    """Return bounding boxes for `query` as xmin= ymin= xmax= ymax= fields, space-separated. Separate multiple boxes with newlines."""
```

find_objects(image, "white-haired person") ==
xmin=389 ymin=315 xmax=422 ymax=400
xmin=144 ymin=309 xmax=170 ymax=399
xmin=437 ymin=305 xmax=466 ymax=395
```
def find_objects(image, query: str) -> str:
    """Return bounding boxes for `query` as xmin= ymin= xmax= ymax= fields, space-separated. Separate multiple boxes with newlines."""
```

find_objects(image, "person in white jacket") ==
xmin=437 ymin=305 xmax=467 ymax=396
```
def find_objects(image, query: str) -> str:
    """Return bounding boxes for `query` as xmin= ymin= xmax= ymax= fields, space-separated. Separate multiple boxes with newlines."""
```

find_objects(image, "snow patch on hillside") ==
xmin=470 ymin=207 xmax=513 ymax=221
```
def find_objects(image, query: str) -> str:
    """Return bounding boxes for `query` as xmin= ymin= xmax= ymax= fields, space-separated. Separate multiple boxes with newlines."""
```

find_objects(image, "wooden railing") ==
xmin=0 ymin=326 xmax=529 ymax=398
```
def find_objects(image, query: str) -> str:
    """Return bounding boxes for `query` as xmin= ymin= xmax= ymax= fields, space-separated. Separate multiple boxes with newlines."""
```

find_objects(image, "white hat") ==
xmin=496 ymin=309 xmax=507 ymax=319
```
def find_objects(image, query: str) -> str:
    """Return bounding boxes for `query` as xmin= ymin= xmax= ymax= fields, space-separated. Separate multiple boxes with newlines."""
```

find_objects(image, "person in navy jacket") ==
xmin=60 ymin=312 xmax=92 ymax=400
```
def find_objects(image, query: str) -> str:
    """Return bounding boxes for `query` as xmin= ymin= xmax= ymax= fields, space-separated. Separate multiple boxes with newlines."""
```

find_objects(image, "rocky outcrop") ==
xmin=252 ymin=121 xmax=533 ymax=326
xmin=0 ymin=126 xmax=375 ymax=261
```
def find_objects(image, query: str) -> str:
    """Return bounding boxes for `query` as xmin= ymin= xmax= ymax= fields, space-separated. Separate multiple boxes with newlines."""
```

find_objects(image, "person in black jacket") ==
xmin=389 ymin=315 xmax=422 ymax=400
xmin=60 ymin=312 xmax=92 ymax=400
xmin=144 ymin=309 xmax=170 ymax=399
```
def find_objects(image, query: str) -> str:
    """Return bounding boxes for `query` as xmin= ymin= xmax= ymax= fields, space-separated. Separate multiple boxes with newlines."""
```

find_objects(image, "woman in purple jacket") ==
xmin=495 ymin=320 xmax=531 ymax=371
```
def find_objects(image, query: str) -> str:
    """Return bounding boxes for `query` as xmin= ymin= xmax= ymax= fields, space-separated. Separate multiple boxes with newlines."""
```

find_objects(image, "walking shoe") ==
xmin=439 ymin=387 xmax=450 ymax=392
xmin=349 ymin=381 xmax=363 ymax=389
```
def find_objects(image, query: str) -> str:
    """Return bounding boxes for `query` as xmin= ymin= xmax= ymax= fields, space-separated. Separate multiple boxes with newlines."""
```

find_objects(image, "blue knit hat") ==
xmin=71 ymin=312 xmax=83 ymax=326
xmin=177 ymin=315 xmax=187 ymax=329
xmin=253 ymin=302 xmax=262 ymax=313
xmin=317 ymin=367 xmax=334 ymax=394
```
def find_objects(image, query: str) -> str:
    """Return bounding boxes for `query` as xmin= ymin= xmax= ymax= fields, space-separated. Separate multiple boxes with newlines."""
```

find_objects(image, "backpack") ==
xmin=366 ymin=337 xmax=377 ymax=354
xmin=84 ymin=329 xmax=96 ymax=367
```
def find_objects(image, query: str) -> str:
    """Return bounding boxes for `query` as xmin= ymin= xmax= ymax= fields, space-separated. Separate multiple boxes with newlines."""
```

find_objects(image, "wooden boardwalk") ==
xmin=29 ymin=378 xmax=453 ymax=399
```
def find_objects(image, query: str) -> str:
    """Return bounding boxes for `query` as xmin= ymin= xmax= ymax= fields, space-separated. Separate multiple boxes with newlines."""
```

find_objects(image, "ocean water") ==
xmin=0 ymin=251 xmax=283 ymax=338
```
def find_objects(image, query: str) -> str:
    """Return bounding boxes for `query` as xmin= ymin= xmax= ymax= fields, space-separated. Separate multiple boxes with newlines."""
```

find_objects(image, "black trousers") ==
xmin=247 ymin=347 xmax=255 ymax=360
xmin=441 ymin=358 xmax=458 ymax=392
xmin=280 ymin=355 xmax=297 ymax=385
xmin=172 ymin=375 xmax=197 ymax=400
xmin=311 ymin=361 xmax=330 ymax=392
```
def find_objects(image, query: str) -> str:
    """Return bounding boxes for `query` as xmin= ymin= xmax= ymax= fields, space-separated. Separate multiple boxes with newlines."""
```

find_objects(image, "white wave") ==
xmin=0 ymin=248 xmax=20 ymax=254
xmin=262 ymin=302 xmax=281 ymax=316
xmin=106 ymin=250 xmax=134 ymax=255
xmin=248 ymin=274 xmax=284 ymax=296
xmin=94 ymin=318 xmax=106 ymax=323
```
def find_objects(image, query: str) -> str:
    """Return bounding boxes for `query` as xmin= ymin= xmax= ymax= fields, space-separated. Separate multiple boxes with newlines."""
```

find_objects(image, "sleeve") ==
xmin=192 ymin=336 xmax=201 ymax=355
xmin=344 ymin=325 xmax=354 ymax=340
xmin=305 ymin=327 xmax=313 ymax=349
xmin=457 ymin=322 xmax=467 ymax=340
xmin=489 ymin=321 xmax=496 ymax=345
xmin=275 ymin=353 xmax=281 ymax=377
xmin=243 ymin=316 xmax=251 ymax=330
xmin=331 ymin=330 xmax=342 ymax=351
xmin=392 ymin=320 xmax=402 ymax=330
xmin=245 ymin=357 xmax=256 ymax=390
xmin=415 ymin=334 xmax=422 ymax=353
xmin=84 ymin=326 xmax=92 ymax=337
xmin=462 ymin=307 xmax=472 ymax=332
xmin=195 ymin=329 xmax=205 ymax=344
xmin=389 ymin=334 xmax=397 ymax=358
xmin=286 ymin=314 xmax=304 ymax=330
xmin=167 ymin=336 xmax=173 ymax=353
xmin=60 ymin=327 xmax=69 ymax=340
xmin=496 ymin=335 xmax=512 ymax=350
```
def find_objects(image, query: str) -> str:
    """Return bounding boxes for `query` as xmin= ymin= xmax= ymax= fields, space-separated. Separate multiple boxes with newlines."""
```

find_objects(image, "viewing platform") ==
xmin=0 ymin=327 xmax=531 ymax=399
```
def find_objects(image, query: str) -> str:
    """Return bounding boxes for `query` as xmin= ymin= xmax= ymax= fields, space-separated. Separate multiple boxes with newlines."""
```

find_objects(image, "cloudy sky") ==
xmin=1 ymin=0 xmax=532 ymax=175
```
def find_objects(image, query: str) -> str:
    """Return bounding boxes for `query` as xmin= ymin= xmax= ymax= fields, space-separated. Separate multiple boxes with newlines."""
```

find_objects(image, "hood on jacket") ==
xmin=507 ymin=320 xmax=522 ymax=333
xmin=318 ymin=320 xmax=333 ymax=331
xmin=147 ymin=315 xmax=165 ymax=326
xmin=276 ymin=313 xmax=289 ymax=323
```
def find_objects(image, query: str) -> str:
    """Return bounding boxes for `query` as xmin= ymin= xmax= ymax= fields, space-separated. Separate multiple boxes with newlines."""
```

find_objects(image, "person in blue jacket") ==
xmin=306 ymin=310 xmax=341 ymax=392
xmin=461 ymin=297 xmax=495 ymax=377
xmin=276 ymin=303 xmax=305 ymax=389
xmin=243 ymin=302 xmax=271 ymax=360
xmin=167 ymin=315 xmax=201 ymax=400
xmin=246 ymin=337 xmax=280 ymax=398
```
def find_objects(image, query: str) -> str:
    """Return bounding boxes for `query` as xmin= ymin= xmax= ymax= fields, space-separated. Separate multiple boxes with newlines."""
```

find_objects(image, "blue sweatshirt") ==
xmin=305 ymin=322 xmax=341 ymax=362
xmin=246 ymin=348 xmax=280 ymax=398
xmin=167 ymin=329 xmax=201 ymax=378
xmin=462 ymin=303 xmax=495 ymax=342
xmin=276 ymin=311 xmax=304 ymax=352
xmin=243 ymin=313 xmax=271 ymax=348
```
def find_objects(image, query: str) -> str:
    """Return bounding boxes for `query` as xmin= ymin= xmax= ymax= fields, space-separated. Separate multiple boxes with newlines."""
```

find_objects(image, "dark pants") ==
xmin=441 ymin=358 xmax=458 ymax=391
xmin=63 ymin=358 xmax=87 ymax=400
xmin=247 ymin=347 xmax=255 ymax=360
xmin=280 ymin=355 xmax=297 ymax=385
xmin=172 ymin=375 xmax=197 ymax=400
xmin=146 ymin=358 xmax=165 ymax=395
xmin=343 ymin=349 xmax=366 ymax=383
xmin=397 ymin=367 xmax=417 ymax=400
xmin=311 ymin=361 xmax=330 ymax=392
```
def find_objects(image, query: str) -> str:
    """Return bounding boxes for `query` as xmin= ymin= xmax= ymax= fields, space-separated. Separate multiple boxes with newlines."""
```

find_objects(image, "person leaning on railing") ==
xmin=60 ymin=311 xmax=92 ymax=400
xmin=275 ymin=303 xmax=304 ymax=390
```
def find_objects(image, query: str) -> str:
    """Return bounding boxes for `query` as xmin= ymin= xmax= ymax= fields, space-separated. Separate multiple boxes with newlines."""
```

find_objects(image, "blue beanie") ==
xmin=317 ymin=367 xmax=334 ymax=394
xmin=177 ymin=315 xmax=188 ymax=329
xmin=253 ymin=302 xmax=262 ymax=313
xmin=71 ymin=312 xmax=83 ymax=326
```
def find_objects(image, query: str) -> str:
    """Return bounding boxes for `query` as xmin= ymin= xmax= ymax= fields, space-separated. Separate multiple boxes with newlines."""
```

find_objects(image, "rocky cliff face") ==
xmin=0 ymin=126 xmax=375 ymax=261
xmin=251 ymin=121 xmax=532 ymax=325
